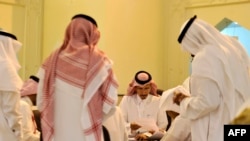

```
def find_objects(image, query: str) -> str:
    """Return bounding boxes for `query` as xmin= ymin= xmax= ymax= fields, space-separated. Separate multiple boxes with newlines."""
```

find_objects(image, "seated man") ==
xmin=20 ymin=75 xmax=41 ymax=141
xmin=119 ymin=70 xmax=168 ymax=140
xmin=159 ymin=85 xmax=191 ymax=141
xmin=102 ymin=106 xmax=128 ymax=141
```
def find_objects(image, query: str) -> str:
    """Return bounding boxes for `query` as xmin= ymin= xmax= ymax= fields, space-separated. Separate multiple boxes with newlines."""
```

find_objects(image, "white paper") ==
xmin=134 ymin=118 xmax=159 ymax=132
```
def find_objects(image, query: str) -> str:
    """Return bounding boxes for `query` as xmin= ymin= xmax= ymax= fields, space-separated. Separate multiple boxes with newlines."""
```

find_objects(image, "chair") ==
xmin=157 ymin=89 xmax=164 ymax=96
xmin=33 ymin=109 xmax=43 ymax=141
xmin=102 ymin=125 xmax=110 ymax=141
xmin=165 ymin=111 xmax=172 ymax=131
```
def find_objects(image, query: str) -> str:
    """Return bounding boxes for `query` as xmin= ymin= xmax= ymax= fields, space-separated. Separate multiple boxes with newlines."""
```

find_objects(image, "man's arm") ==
xmin=2 ymin=91 xmax=23 ymax=140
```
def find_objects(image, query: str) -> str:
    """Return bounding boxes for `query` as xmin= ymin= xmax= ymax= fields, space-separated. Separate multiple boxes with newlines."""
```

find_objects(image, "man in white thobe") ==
xmin=173 ymin=15 xmax=250 ymax=141
xmin=119 ymin=70 xmax=168 ymax=139
xmin=160 ymin=85 xmax=191 ymax=141
xmin=37 ymin=14 xmax=118 ymax=141
xmin=20 ymin=75 xmax=41 ymax=141
xmin=0 ymin=30 xmax=23 ymax=141
xmin=103 ymin=106 xmax=128 ymax=141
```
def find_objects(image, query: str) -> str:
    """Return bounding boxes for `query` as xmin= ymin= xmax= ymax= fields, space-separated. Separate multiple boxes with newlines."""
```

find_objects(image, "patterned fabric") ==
xmin=39 ymin=15 xmax=118 ymax=141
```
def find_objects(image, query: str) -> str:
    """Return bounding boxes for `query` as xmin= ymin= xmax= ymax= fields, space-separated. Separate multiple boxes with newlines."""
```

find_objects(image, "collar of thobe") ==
xmin=136 ymin=94 xmax=143 ymax=104
xmin=136 ymin=94 xmax=152 ymax=105
xmin=136 ymin=95 xmax=144 ymax=118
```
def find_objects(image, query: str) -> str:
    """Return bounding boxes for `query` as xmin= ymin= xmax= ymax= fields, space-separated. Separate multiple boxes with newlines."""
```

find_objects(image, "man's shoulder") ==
xmin=145 ymin=95 xmax=161 ymax=105
xmin=120 ymin=95 xmax=140 ymax=106
xmin=123 ymin=94 xmax=137 ymax=98
xmin=148 ymin=94 xmax=161 ymax=100
xmin=121 ymin=95 xmax=136 ymax=100
xmin=20 ymin=99 xmax=29 ymax=106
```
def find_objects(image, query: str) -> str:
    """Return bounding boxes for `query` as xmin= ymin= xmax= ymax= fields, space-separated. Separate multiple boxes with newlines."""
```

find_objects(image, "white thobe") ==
xmin=180 ymin=77 xmax=245 ymax=141
xmin=103 ymin=106 xmax=128 ymax=141
xmin=119 ymin=94 xmax=167 ymax=133
xmin=20 ymin=100 xmax=40 ymax=141
xmin=37 ymin=69 xmax=115 ymax=141
xmin=160 ymin=116 xmax=191 ymax=141
xmin=0 ymin=91 xmax=22 ymax=141
xmin=37 ymin=68 xmax=87 ymax=141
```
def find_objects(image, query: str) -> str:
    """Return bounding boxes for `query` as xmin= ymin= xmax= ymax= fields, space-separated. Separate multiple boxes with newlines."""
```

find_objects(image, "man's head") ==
xmin=134 ymin=71 xmax=152 ymax=100
xmin=71 ymin=14 xmax=98 ymax=27
xmin=0 ymin=30 xmax=23 ymax=91
xmin=127 ymin=70 xmax=158 ymax=97
xmin=64 ymin=13 xmax=100 ymax=47
xmin=135 ymin=83 xmax=151 ymax=100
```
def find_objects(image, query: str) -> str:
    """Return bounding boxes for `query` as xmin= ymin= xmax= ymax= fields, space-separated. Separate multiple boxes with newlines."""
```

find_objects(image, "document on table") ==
xmin=147 ymin=131 xmax=164 ymax=140
xmin=135 ymin=118 xmax=159 ymax=132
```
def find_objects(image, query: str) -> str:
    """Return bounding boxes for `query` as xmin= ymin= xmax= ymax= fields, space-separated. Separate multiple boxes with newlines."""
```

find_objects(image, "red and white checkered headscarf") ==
xmin=127 ymin=70 xmax=158 ymax=96
xmin=40 ymin=14 xmax=118 ymax=141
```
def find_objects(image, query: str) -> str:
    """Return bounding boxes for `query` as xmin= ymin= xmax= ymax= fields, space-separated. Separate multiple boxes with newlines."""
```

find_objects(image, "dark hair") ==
xmin=178 ymin=15 xmax=197 ymax=43
xmin=134 ymin=70 xmax=152 ymax=85
xmin=0 ymin=31 xmax=17 ymax=40
xmin=71 ymin=14 xmax=98 ymax=27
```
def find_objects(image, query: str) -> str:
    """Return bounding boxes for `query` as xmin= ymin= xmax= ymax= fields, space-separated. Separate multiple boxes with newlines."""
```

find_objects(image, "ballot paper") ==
xmin=128 ymin=131 xmax=164 ymax=141
xmin=134 ymin=118 xmax=159 ymax=132
xmin=128 ymin=118 xmax=160 ymax=140
xmin=147 ymin=131 xmax=164 ymax=140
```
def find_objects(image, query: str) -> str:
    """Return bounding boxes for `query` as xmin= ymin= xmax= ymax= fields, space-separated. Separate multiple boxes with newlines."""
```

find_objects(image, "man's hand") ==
xmin=173 ymin=90 xmax=189 ymax=105
xmin=148 ymin=129 xmax=155 ymax=134
xmin=130 ymin=122 xmax=141 ymax=131
xmin=135 ymin=133 xmax=149 ymax=141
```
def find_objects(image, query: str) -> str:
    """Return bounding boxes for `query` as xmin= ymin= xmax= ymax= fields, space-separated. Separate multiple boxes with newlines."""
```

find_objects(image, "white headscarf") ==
xmin=179 ymin=15 xmax=250 ymax=118
xmin=0 ymin=32 xmax=23 ymax=92
xmin=159 ymin=85 xmax=190 ymax=113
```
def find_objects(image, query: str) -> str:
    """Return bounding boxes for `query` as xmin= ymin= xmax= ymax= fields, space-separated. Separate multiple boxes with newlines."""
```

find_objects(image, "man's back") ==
xmin=36 ymin=14 xmax=118 ymax=141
